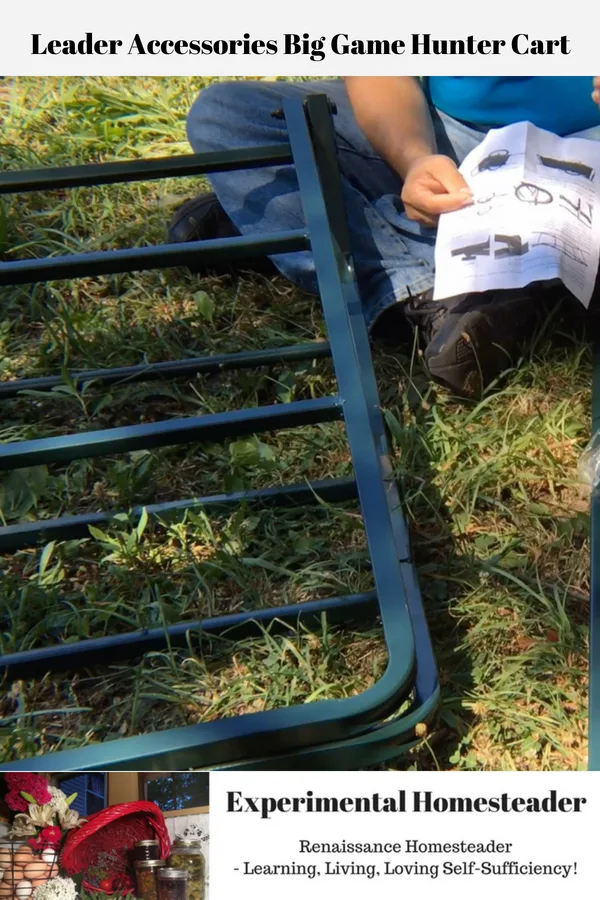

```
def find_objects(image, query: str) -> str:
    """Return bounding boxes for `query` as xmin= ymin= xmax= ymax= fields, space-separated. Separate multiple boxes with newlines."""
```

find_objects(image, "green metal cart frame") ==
xmin=0 ymin=93 xmax=439 ymax=771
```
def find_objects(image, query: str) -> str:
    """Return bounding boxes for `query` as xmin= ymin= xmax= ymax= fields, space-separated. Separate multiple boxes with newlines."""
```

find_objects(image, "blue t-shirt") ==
xmin=426 ymin=77 xmax=599 ymax=137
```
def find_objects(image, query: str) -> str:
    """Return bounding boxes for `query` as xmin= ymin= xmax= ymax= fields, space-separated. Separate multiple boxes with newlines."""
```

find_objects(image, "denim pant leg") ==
xmin=187 ymin=79 xmax=437 ymax=329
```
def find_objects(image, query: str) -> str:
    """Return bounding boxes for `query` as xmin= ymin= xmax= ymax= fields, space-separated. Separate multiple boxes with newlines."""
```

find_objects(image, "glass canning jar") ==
xmin=134 ymin=859 xmax=167 ymax=900
xmin=157 ymin=867 xmax=189 ymax=900
xmin=132 ymin=840 xmax=161 ymax=862
xmin=167 ymin=840 xmax=205 ymax=900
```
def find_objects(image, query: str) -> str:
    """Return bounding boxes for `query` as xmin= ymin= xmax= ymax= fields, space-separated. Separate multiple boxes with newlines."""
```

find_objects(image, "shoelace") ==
xmin=403 ymin=287 xmax=448 ymax=344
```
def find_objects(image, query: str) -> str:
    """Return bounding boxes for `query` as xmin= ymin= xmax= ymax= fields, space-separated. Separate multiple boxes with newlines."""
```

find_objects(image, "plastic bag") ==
xmin=578 ymin=431 xmax=600 ymax=489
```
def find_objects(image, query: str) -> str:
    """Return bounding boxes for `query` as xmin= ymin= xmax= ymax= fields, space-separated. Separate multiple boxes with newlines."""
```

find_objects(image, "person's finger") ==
xmin=593 ymin=89 xmax=600 ymax=106
xmin=404 ymin=205 xmax=437 ymax=227
xmin=408 ymin=183 xmax=473 ymax=216
xmin=429 ymin=156 xmax=472 ymax=196
xmin=593 ymin=76 xmax=600 ymax=90
xmin=402 ymin=190 xmax=438 ymax=226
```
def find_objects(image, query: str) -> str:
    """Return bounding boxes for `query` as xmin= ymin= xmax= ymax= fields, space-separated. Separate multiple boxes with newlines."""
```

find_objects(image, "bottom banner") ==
xmin=210 ymin=771 xmax=596 ymax=899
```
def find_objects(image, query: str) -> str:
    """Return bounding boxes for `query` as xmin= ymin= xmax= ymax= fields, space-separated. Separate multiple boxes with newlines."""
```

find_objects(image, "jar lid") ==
xmin=171 ymin=840 xmax=203 ymax=855
xmin=134 ymin=840 xmax=160 ymax=847
xmin=158 ymin=869 xmax=189 ymax=880
xmin=134 ymin=860 xmax=167 ymax=869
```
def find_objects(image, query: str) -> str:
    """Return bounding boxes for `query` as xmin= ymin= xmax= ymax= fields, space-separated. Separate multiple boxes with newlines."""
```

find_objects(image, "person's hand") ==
xmin=401 ymin=154 xmax=473 ymax=227
xmin=593 ymin=77 xmax=600 ymax=106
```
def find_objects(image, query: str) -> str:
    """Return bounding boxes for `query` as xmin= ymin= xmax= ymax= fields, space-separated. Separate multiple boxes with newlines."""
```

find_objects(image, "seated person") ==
xmin=169 ymin=76 xmax=600 ymax=396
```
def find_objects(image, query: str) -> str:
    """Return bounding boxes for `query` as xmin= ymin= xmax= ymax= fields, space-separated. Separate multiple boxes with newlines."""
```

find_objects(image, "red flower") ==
xmin=40 ymin=827 xmax=62 ymax=846
xmin=5 ymin=773 xmax=52 ymax=806
xmin=27 ymin=838 xmax=44 ymax=850
xmin=5 ymin=790 xmax=29 ymax=813
xmin=31 ymin=786 xmax=52 ymax=804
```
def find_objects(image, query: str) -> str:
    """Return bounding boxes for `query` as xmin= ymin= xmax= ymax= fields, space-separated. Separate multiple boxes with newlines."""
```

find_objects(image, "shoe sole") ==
xmin=168 ymin=193 xmax=277 ymax=277
xmin=424 ymin=306 xmax=532 ymax=397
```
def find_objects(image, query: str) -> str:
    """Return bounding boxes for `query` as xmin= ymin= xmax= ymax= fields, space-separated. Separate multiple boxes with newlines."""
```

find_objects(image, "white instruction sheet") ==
xmin=433 ymin=121 xmax=600 ymax=306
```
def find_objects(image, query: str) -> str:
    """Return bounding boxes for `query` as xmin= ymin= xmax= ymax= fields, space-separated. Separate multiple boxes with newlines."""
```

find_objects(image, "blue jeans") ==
xmin=186 ymin=79 xmax=600 ymax=331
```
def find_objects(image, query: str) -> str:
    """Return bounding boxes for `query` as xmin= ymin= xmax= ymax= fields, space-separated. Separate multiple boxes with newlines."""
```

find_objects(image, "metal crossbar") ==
xmin=0 ymin=396 xmax=342 ymax=467
xmin=0 ymin=342 xmax=332 ymax=399
xmin=0 ymin=94 xmax=440 ymax=771
xmin=589 ymin=344 xmax=600 ymax=771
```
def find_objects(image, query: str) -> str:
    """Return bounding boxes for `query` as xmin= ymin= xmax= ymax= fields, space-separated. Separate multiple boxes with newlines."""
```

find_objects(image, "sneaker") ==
xmin=167 ymin=192 xmax=276 ymax=276
xmin=404 ymin=283 xmax=558 ymax=397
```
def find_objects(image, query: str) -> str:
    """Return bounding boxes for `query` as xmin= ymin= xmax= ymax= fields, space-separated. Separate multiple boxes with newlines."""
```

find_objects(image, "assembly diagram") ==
xmin=451 ymin=234 xmax=529 ymax=262
xmin=434 ymin=120 xmax=600 ymax=308
xmin=558 ymin=193 xmax=593 ymax=228
xmin=514 ymin=182 xmax=553 ymax=205
xmin=451 ymin=238 xmax=491 ymax=261
xmin=476 ymin=192 xmax=509 ymax=215
xmin=471 ymin=149 xmax=511 ymax=176
xmin=537 ymin=155 xmax=595 ymax=181
xmin=532 ymin=231 xmax=588 ymax=266
xmin=494 ymin=234 xmax=529 ymax=257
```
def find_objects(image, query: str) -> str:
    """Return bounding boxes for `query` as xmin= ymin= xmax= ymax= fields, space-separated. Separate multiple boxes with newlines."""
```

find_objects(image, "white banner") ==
xmin=210 ymin=771 xmax=597 ymax=900
xmin=0 ymin=0 xmax=597 ymax=75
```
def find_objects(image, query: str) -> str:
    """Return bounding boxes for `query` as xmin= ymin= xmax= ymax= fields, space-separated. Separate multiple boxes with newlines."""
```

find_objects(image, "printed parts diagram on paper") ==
xmin=434 ymin=120 xmax=600 ymax=307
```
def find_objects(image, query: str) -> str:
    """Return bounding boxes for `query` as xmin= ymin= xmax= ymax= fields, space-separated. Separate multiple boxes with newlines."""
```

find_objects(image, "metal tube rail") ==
xmin=0 ymin=341 xmax=332 ymax=399
xmin=0 ymin=589 xmax=377 ymax=678
xmin=0 ymin=145 xmax=293 ymax=193
xmin=0 ymin=396 xmax=342 ymax=470
xmin=0 ymin=230 xmax=309 ymax=285
xmin=0 ymin=476 xmax=358 ymax=552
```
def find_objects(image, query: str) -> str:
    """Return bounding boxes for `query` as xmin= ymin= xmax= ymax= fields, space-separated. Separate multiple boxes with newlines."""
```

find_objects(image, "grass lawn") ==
xmin=0 ymin=76 xmax=591 ymax=770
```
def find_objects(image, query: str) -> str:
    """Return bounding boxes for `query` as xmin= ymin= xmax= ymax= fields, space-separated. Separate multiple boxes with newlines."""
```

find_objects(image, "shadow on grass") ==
xmin=375 ymin=293 xmax=591 ymax=770
xmin=372 ymin=338 xmax=475 ymax=770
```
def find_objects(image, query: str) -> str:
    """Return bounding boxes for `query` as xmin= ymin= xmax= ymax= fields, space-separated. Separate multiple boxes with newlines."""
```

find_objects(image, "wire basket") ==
xmin=0 ymin=839 xmax=59 ymax=899
xmin=60 ymin=802 xmax=170 ymax=894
